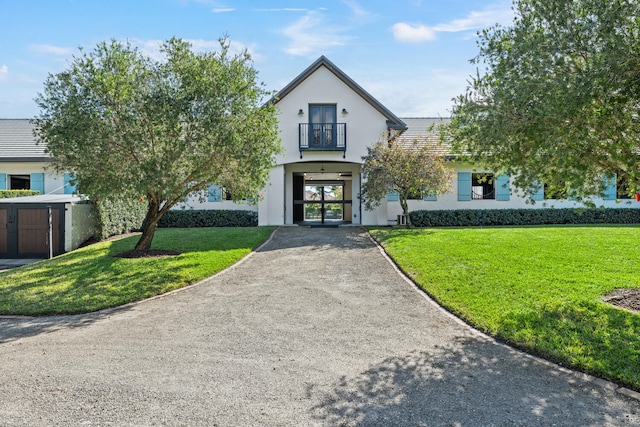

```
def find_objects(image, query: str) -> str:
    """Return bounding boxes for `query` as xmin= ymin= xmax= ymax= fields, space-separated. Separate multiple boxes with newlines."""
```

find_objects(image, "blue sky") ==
xmin=0 ymin=0 xmax=515 ymax=118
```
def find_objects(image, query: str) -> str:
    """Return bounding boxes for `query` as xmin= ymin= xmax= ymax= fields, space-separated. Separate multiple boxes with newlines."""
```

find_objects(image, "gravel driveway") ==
xmin=0 ymin=227 xmax=638 ymax=426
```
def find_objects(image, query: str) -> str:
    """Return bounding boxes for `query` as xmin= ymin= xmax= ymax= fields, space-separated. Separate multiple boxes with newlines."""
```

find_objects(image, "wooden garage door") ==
xmin=0 ymin=209 xmax=6 ymax=254
xmin=17 ymin=208 xmax=60 ymax=255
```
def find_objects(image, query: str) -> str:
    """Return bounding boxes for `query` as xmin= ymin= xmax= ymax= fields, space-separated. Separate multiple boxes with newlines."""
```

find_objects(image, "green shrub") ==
xmin=410 ymin=208 xmax=640 ymax=227
xmin=0 ymin=190 xmax=40 ymax=198
xmin=92 ymin=196 xmax=147 ymax=239
xmin=158 ymin=209 xmax=258 ymax=228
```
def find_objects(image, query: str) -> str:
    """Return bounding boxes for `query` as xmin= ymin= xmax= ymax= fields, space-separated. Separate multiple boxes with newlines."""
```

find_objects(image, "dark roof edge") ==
xmin=0 ymin=157 xmax=51 ymax=162
xmin=268 ymin=56 xmax=407 ymax=131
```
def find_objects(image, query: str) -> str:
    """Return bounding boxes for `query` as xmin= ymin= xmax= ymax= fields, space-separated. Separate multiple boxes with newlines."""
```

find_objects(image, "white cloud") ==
xmin=253 ymin=8 xmax=310 ymax=12
xmin=341 ymin=0 xmax=372 ymax=21
xmin=434 ymin=8 xmax=515 ymax=32
xmin=29 ymin=44 xmax=75 ymax=57
xmin=212 ymin=7 xmax=234 ymax=13
xmin=0 ymin=65 xmax=8 ymax=81
xmin=392 ymin=5 xmax=515 ymax=43
xmin=391 ymin=23 xmax=437 ymax=42
xmin=281 ymin=12 xmax=350 ymax=56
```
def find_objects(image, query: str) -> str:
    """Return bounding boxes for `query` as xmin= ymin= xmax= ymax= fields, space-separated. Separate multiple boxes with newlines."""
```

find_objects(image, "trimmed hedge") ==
xmin=158 ymin=209 xmax=258 ymax=228
xmin=92 ymin=196 xmax=147 ymax=240
xmin=0 ymin=190 xmax=40 ymax=198
xmin=409 ymin=208 xmax=640 ymax=227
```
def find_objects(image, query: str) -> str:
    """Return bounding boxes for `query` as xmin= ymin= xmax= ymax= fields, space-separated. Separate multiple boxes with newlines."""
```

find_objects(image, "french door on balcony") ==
xmin=309 ymin=104 xmax=336 ymax=148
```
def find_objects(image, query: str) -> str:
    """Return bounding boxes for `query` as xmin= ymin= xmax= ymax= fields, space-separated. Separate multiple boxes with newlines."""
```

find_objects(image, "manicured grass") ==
xmin=0 ymin=227 xmax=274 ymax=316
xmin=370 ymin=226 xmax=640 ymax=391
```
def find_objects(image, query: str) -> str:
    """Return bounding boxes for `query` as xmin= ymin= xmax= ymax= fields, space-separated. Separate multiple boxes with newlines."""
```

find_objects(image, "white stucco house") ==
xmin=179 ymin=56 xmax=637 ymax=225
xmin=2 ymin=56 xmax=637 ymax=234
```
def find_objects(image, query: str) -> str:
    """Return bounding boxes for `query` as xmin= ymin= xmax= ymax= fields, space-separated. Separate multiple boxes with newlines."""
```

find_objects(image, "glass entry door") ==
xmin=304 ymin=184 xmax=344 ymax=223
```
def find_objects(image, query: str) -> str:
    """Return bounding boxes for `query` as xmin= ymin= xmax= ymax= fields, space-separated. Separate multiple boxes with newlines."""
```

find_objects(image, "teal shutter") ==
xmin=458 ymin=172 xmax=471 ymax=201
xmin=64 ymin=173 xmax=77 ymax=194
xmin=30 ymin=173 xmax=44 ymax=194
xmin=496 ymin=174 xmax=510 ymax=201
xmin=387 ymin=191 xmax=399 ymax=202
xmin=0 ymin=173 xmax=5 ymax=190
xmin=603 ymin=174 xmax=617 ymax=200
xmin=530 ymin=182 xmax=544 ymax=201
xmin=208 ymin=185 xmax=222 ymax=202
xmin=423 ymin=192 xmax=437 ymax=201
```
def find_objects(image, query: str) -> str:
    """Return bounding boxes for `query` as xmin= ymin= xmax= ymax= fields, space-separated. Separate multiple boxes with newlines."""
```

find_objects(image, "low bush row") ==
xmin=158 ymin=209 xmax=258 ymax=228
xmin=0 ymin=190 xmax=40 ymax=198
xmin=409 ymin=208 xmax=640 ymax=227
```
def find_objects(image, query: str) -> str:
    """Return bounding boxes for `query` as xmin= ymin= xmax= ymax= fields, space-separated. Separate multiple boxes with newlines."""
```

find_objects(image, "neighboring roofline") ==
xmin=0 ymin=157 xmax=50 ymax=162
xmin=268 ymin=56 xmax=407 ymax=131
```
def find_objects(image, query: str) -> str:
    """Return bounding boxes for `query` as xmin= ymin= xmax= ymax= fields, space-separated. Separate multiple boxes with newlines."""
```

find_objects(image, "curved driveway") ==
xmin=0 ymin=227 xmax=638 ymax=426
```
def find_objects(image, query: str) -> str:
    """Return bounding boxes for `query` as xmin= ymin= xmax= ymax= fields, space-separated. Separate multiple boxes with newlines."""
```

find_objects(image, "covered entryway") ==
xmin=293 ymin=171 xmax=353 ymax=225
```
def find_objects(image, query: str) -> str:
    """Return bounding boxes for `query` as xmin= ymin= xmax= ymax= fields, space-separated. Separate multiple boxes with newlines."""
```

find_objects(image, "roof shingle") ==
xmin=0 ymin=119 xmax=49 ymax=161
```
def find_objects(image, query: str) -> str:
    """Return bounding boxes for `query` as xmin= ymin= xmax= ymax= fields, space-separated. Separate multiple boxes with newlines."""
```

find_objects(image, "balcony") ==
xmin=299 ymin=123 xmax=346 ymax=158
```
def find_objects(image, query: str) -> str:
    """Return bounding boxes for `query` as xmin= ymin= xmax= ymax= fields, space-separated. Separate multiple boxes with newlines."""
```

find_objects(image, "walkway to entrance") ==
xmin=0 ymin=228 xmax=637 ymax=425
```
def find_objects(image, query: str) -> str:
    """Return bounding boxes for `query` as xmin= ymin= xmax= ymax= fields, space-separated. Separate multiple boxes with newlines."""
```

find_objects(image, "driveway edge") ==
xmin=364 ymin=228 xmax=640 ymax=403
xmin=0 ymin=227 xmax=281 ymax=320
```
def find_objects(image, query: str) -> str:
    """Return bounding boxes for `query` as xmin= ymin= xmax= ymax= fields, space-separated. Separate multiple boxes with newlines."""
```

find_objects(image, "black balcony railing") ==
xmin=299 ymin=123 xmax=346 ymax=152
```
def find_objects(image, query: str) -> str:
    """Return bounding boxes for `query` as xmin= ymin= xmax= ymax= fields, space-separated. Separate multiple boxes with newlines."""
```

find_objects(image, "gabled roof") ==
xmin=269 ymin=56 xmax=407 ymax=131
xmin=0 ymin=119 xmax=49 ymax=162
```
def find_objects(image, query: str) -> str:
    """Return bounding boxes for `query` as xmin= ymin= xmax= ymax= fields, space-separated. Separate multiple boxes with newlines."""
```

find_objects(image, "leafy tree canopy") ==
xmin=361 ymin=137 xmax=454 ymax=227
xmin=35 ymin=37 xmax=281 ymax=252
xmin=445 ymin=0 xmax=640 ymax=200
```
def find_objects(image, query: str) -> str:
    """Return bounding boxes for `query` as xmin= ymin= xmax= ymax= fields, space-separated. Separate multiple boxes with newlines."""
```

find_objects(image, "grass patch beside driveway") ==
xmin=0 ymin=227 xmax=274 ymax=316
xmin=370 ymin=226 xmax=640 ymax=392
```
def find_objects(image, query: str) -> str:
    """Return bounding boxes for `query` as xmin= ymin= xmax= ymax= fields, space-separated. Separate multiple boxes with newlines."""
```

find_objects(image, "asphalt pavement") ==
xmin=0 ymin=227 xmax=638 ymax=426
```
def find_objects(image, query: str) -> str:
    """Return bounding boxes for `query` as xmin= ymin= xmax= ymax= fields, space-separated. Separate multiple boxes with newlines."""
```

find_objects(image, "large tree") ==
xmin=445 ymin=0 xmax=640 ymax=200
xmin=360 ymin=137 xmax=454 ymax=227
xmin=35 ymin=37 xmax=281 ymax=253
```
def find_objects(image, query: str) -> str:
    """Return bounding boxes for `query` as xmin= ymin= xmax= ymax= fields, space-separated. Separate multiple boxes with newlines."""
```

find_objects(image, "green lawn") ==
xmin=370 ymin=226 xmax=640 ymax=391
xmin=0 ymin=227 xmax=274 ymax=316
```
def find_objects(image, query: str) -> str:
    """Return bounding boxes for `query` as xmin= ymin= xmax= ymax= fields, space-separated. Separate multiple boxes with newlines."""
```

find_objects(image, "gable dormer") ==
xmin=268 ymin=56 xmax=406 ymax=164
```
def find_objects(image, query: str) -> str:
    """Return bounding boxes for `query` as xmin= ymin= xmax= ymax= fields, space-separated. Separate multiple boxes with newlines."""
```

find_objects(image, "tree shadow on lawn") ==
xmin=0 ymin=244 xmax=203 ymax=342
xmin=498 ymin=300 xmax=640 ymax=392
xmin=309 ymin=336 xmax=638 ymax=426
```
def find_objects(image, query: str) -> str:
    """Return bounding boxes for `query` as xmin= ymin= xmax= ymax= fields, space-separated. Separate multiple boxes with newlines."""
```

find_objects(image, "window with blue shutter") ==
xmin=423 ymin=193 xmax=437 ymax=201
xmin=496 ymin=174 xmax=510 ymax=201
xmin=458 ymin=172 xmax=471 ymax=201
xmin=64 ymin=173 xmax=77 ymax=194
xmin=530 ymin=182 xmax=544 ymax=201
xmin=387 ymin=191 xmax=399 ymax=202
xmin=0 ymin=173 xmax=5 ymax=190
xmin=208 ymin=184 xmax=222 ymax=202
xmin=603 ymin=174 xmax=616 ymax=200
xmin=30 ymin=173 xmax=44 ymax=194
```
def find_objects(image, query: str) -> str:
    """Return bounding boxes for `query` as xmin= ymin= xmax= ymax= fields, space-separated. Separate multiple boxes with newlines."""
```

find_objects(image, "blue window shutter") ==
xmin=208 ymin=184 xmax=222 ymax=202
xmin=603 ymin=174 xmax=616 ymax=200
xmin=530 ymin=182 xmax=544 ymax=201
xmin=0 ymin=173 xmax=5 ymax=190
xmin=423 ymin=193 xmax=437 ymax=201
xmin=64 ymin=173 xmax=77 ymax=194
xmin=387 ymin=191 xmax=399 ymax=202
xmin=30 ymin=173 xmax=44 ymax=194
xmin=496 ymin=174 xmax=510 ymax=201
xmin=458 ymin=172 xmax=471 ymax=201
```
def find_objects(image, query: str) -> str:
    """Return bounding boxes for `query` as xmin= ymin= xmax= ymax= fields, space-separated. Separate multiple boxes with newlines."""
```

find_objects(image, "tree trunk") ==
xmin=134 ymin=199 xmax=162 ymax=253
xmin=399 ymin=197 xmax=413 ymax=228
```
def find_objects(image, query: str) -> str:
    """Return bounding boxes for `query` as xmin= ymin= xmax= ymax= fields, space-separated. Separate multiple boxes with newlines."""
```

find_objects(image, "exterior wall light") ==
xmin=341 ymin=108 xmax=348 ymax=114
xmin=298 ymin=109 xmax=304 ymax=115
